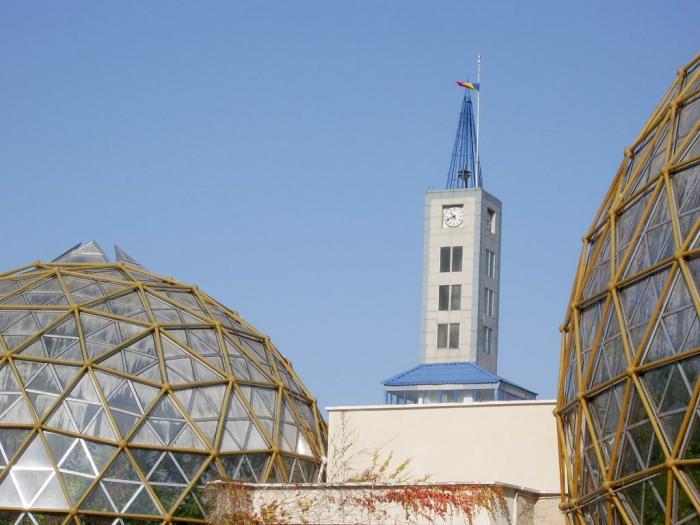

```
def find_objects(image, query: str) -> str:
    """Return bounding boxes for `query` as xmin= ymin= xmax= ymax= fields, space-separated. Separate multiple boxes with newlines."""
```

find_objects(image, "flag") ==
xmin=456 ymin=81 xmax=479 ymax=91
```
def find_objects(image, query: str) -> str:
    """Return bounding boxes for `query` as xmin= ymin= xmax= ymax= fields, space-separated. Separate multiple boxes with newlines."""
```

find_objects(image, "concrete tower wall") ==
xmin=420 ymin=188 xmax=502 ymax=371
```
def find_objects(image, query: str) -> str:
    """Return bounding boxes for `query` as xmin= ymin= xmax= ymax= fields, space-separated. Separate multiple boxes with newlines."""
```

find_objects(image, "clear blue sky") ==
xmin=1 ymin=2 xmax=698 ymax=408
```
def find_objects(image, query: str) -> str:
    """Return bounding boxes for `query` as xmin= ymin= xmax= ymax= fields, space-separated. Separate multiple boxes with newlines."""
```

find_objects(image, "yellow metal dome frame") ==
xmin=0 ymin=243 xmax=326 ymax=524
xmin=556 ymin=54 xmax=700 ymax=524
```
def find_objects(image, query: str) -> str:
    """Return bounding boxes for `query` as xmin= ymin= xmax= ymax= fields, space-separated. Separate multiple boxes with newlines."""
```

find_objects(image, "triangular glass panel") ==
xmin=279 ymin=397 xmax=313 ymax=456
xmin=162 ymin=290 xmax=207 ymax=317
xmin=274 ymin=356 xmax=304 ymax=395
xmin=673 ymin=471 xmax=699 ymax=523
xmin=17 ymin=313 xmax=83 ymax=362
xmin=175 ymin=462 xmax=220 ymax=519
xmin=616 ymin=189 xmax=653 ymax=273
xmin=80 ymin=312 xmax=148 ymax=360
xmin=0 ymin=363 xmax=35 ymax=424
xmin=239 ymin=385 xmax=276 ymax=438
xmin=53 ymin=241 xmax=109 ymax=264
xmin=74 ymin=268 xmax=131 ymax=282
xmin=46 ymin=373 xmax=117 ymax=441
xmin=672 ymin=164 xmax=700 ymax=243
xmin=220 ymin=453 xmax=268 ymax=482
xmin=562 ymin=337 xmax=577 ymax=402
xmin=578 ymin=298 xmax=605 ymax=381
xmin=621 ymin=130 xmax=655 ymax=196
xmin=679 ymin=129 xmax=700 ymax=164
xmin=0 ymin=434 xmax=69 ymax=509
xmin=641 ymin=359 xmax=696 ymax=448
xmin=167 ymin=328 xmax=225 ymax=372
xmin=630 ymin=123 xmax=669 ymax=195
xmin=126 ymin=269 xmax=163 ymax=284
xmin=0 ymin=428 xmax=31 ymax=469
xmin=131 ymin=449 xmax=206 ymax=511
xmin=619 ymin=267 xmax=669 ymax=355
xmin=589 ymin=305 xmax=627 ymax=388
xmin=0 ymin=310 xmax=65 ymax=350
xmin=582 ymin=228 xmax=611 ymax=300
xmin=220 ymin=389 xmax=268 ymax=452
xmin=225 ymin=335 xmax=273 ymax=384
xmin=114 ymin=245 xmax=146 ymax=269
xmin=130 ymin=394 xmax=205 ymax=450
xmin=224 ymin=332 xmax=274 ymax=376
xmin=96 ymin=333 xmax=161 ymax=383
xmin=14 ymin=360 xmax=81 ymax=420
xmin=62 ymin=275 xmax=130 ymax=305
xmin=290 ymin=398 xmax=317 ymax=442
xmin=1 ymin=277 xmax=70 ymax=306
xmin=82 ymin=451 xmax=159 ymax=515
xmin=160 ymin=334 xmax=223 ymax=385
xmin=624 ymin=187 xmax=675 ymax=278
xmin=675 ymin=95 xmax=700 ymax=151
xmin=617 ymin=386 xmax=665 ymax=478
xmin=173 ymin=385 xmax=226 ymax=446
xmin=46 ymin=431 xmax=117 ymax=504
xmin=95 ymin=371 xmax=160 ymax=439
xmin=87 ymin=291 xmax=149 ymax=321
xmin=644 ymin=272 xmax=700 ymax=363
xmin=204 ymin=300 xmax=252 ymax=334
xmin=146 ymin=294 xmax=207 ymax=325
xmin=0 ymin=272 xmax=48 ymax=301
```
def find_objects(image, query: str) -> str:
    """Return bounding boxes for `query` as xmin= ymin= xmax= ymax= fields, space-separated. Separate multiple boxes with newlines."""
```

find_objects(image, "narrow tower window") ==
xmin=448 ymin=323 xmax=460 ymax=349
xmin=483 ymin=326 xmax=493 ymax=354
xmin=438 ymin=285 xmax=461 ymax=311
xmin=440 ymin=247 xmax=463 ymax=272
xmin=485 ymin=249 xmax=496 ymax=279
xmin=486 ymin=208 xmax=497 ymax=234
xmin=437 ymin=323 xmax=460 ymax=349
xmin=437 ymin=324 xmax=448 ymax=348
xmin=452 ymin=246 xmax=463 ymax=272
xmin=485 ymin=288 xmax=496 ymax=317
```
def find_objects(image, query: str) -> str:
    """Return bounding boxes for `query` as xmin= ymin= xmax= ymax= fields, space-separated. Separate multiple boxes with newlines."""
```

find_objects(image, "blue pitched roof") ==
xmin=382 ymin=362 xmax=536 ymax=395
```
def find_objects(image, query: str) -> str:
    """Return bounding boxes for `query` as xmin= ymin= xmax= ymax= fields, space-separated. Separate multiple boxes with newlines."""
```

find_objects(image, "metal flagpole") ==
xmin=476 ymin=54 xmax=481 ymax=187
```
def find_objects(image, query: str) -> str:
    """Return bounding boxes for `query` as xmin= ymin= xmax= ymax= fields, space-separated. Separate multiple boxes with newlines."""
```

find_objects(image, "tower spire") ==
xmin=447 ymin=58 xmax=482 ymax=190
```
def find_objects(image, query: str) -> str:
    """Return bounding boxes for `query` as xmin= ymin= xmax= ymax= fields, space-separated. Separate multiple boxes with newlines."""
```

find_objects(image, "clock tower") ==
xmin=383 ymin=66 xmax=536 ymax=403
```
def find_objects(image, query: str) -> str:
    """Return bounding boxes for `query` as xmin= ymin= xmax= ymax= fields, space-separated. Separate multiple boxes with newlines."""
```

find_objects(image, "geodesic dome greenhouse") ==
xmin=557 ymin=54 xmax=700 ymax=523
xmin=0 ymin=242 xmax=326 ymax=525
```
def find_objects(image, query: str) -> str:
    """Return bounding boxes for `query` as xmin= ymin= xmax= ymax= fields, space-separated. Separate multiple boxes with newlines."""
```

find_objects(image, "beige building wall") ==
xmin=421 ymin=188 xmax=502 ymax=371
xmin=327 ymin=400 xmax=559 ymax=493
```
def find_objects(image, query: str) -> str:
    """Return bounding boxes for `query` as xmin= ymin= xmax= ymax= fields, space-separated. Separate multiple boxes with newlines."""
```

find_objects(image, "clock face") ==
xmin=443 ymin=206 xmax=464 ymax=228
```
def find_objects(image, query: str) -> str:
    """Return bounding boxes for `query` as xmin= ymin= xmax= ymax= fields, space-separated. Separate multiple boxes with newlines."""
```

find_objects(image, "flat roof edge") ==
xmin=208 ymin=479 xmax=560 ymax=496
xmin=326 ymin=399 xmax=557 ymax=412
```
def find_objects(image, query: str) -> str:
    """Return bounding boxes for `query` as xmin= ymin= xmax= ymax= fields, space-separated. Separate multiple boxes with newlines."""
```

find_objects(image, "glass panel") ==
xmin=80 ymin=313 xmax=147 ymax=360
xmin=46 ymin=373 xmax=117 ymax=441
xmin=87 ymin=291 xmax=149 ymax=321
xmin=220 ymin=390 xmax=268 ymax=452
xmin=0 ymin=363 xmax=34 ymax=424
xmin=0 ymin=310 xmax=65 ymax=350
xmin=174 ymin=385 xmax=226 ymax=446
xmin=95 ymin=371 xmax=160 ymax=439
xmin=0 ymin=434 xmax=69 ymax=510
xmin=450 ymin=285 xmax=461 ymax=310
xmin=96 ymin=334 xmax=161 ymax=383
xmin=130 ymin=394 xmax=205 ymax=450
xmin=437 ymin=324 xmax=448 ymax=349
xmin=18 ymin=314 xmax=83 ymax=362
xmin=452 ymin=246 xmax=463 ymax=272
xmin=448 ymin=323 xmax=460 ymax=349
xmin=438 ymin=285 xmax=449 ymax=311
xmin=166 ymin=328 xmax=225 ymax=372
xmin=161 ymin=334 xmax=223 ymax=385
xmin=439 ymin=247 xmax=450 ymax=273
